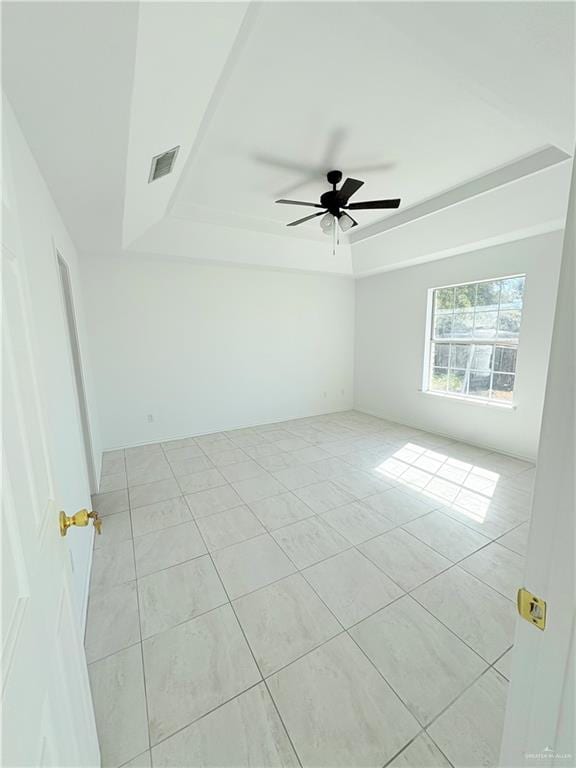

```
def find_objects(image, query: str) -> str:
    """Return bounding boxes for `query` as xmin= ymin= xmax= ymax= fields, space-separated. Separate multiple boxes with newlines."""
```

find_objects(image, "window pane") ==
xmin=448 ymin=370 xmax=466 ymax=394
xmin=431 ymin=368 xmax=448 ymax=391
xmin=492 ymin=373 xmax=515 ymax=401
xmin=494 ymin=346 xmax=517 ymax=373
xmin=474 ymin=310 xmax=498 ymax=339
xmin=434 ymin=287 xmax=454 ymax=312
xmin=451 ymin=344 xmax=471 ymax=369
xmin=433 ymin=343 xmax=450 ymax=367
xmin=476 ymin=281 xmax=501 ymax=309
xmin=498 ymin=310 xmax=521 ymax=339
xmin=454 ymin=284 xmax=476 ymax=310
xmin=452 ymin=312 xmax=474 ymax=337
xmin=500 ymin=277 xmax=525 ymax=309
xmin=467 ymin=371 xmax=491 ymax=398
xmin=434 ymin=315 xmax=453 ymax=338
xmin=471 ymin=344 xmax=493 ymax=371
xmin=427 ymin=274 xmax=524 ymax=404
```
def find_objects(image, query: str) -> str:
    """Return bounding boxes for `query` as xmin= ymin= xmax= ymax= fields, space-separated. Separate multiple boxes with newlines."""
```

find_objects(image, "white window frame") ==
xmin=421 ymin=274 xmax=526 ymax=408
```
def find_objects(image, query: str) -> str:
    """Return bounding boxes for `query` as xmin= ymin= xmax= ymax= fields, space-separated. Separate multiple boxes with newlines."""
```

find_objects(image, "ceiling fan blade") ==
xmin=336 ymin=177 xmax=364 ymax=203
xmin=286 ymin=211 xmax=326 ymax=227
xmin=276 ymin=199 xmax=323 ymax=208
xmin=347 ymin=198 xmax=401 ymax=210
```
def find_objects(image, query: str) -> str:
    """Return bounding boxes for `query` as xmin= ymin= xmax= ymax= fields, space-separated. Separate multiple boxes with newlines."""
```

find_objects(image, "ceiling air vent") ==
xmin=148 ymin=146 xmax=180 ymax=183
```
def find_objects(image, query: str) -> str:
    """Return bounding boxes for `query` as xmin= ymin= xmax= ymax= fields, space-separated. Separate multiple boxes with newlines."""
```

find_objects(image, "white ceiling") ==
xmin=2 ymin=1 xmax=574 ymax=274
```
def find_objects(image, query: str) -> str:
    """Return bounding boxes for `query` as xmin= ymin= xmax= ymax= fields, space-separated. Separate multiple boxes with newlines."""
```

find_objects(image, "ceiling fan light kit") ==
xmin=275 ymin=169 xmax=401 ymax=251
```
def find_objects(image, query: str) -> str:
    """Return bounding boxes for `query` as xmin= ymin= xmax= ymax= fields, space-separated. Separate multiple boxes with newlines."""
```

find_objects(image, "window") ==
xmin=425 ymin=275 xmax=525 ymax=404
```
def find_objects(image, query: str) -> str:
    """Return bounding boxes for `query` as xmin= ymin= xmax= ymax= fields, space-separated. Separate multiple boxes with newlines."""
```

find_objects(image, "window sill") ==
xmin=419 ymin=390 xmax=517 ymax=410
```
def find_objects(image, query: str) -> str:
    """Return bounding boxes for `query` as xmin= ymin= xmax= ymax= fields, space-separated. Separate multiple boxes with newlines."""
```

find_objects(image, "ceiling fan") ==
xmin=275 ymin=170 xmax=401 ymax=235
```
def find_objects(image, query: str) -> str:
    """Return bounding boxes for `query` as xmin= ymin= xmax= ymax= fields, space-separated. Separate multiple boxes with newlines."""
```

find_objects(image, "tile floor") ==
xmin=86 ymin=411 xmax=534 ymax=768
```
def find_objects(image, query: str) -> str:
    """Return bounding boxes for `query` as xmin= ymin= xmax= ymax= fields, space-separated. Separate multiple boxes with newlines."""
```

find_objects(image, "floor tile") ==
xmin=388 ymin=733 xmax=452 ymax=768
xmin=125 ymin=453 xmax=169 ymax=475
xmin=161 ymin=441 xmax=203 ymax=457
xmin=125 ymin=443 xmax=162 ymax=461
xmin=88 ymin=645 xmax=148 ymax=768
xmin=497 ymin=522 xmax=529 ymax=556
xmin=268 ymin=633 xmax=419 ymax=768
xmin=360 ymin=528 xmax=451 ymax=591
xmin=303 ymin=549 xmax=403 ymax=628
xmin=363 ymin=487 xmax=441 ymax=525
xmin=273 ymin=516 xmax=350 ymax=569
xmin=294 ymin=480 xmax=355 ymax=514
xmin=412 ymin=567 xmax=516 ymax=662
xmin=134 ymin=521 xmax=206 ymax=576
xmin=460 ymin=541 xmax=524 ymax=600
xmin=320 ymin=500 xmax=396 ymax=544
xmin=351 ymin=596 xmax=487 ymax=725
xmin=138 ymin=556 xmax=227 ymax=638
xmin=127 ymin=461 xmax=173 ymax=488
xmin=185 ymin=485 xmax=244 ymax=518
xmin=92 ymin=489 xmax=129 ymax=517
xmin=248 ymin=491 xmax=315 ymax=530
xmin=99 ymin=471 xmax=128 ymax=493
xmin=442 ymin=495 xmax=527 ymax=539
xmin=234 ymin=573 xmax=341 ymax=676
xmin=219 ymin=459 xmax=267 ymax=483
xmin=94 ymin=510 xmax=132 ymax=549
xmin=195 ymin=433 xmax=233 ymax=451
xmin=428 ymin=669 xmax=508 ymax=768
xmin=91 ymin=540 xmax=136 ymax=590
xmin=232 ymin=473 xmax=285 ymax=503
xmin=305 ymin=457 xmax=350 ymax=479
xmin=209 ymin=447 xmax=250 ymax=467
xmin=85 ymin=581 xmax=140 ymax=663
xmin=494 ymin=648 xmax=513 ymax=680
xmin=272 ymin=464 xmax=320 ymax=490
xmin=177 ymin=467 xmax=227 ymax=494
xmin=270 ymin=437 xmax=311 ymax=452
xmin=151 ymin=684 xmax=298 ymax=768
xmin=196 ymin=505 xmax=265 ymax=551
xmin=244 ymin=442 xmax=285 ymax=460
xmin=101 ymin=451 xmax=125 ymax=476
xmin=119 ymin=750 xmax=151 ymax=768
xmin=212 ymin=534 xmax=296 ymax=599
xmin=130 ymin=496 xmax=192 ymax=537
xmin=128 ymin=478 xmax=181 ymax=508
xmin=143 ymin=604 xmax=261 ymax=744
xmin=291 ymin=445 xmax=331 ymax=464
xmin=256 ymin=452 xmax=302 ymax=471
xmin=331 ymin=468 xmax=392 ymax=499
xmin=403 ymin=510 xmax=492 ymax=562
xmin=167 ymin=455 xmax=214 ymax=478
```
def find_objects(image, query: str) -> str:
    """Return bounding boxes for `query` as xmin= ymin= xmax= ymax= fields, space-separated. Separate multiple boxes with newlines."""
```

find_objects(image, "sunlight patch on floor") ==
xmin=374 ymin=442 xmax=501 ymax=524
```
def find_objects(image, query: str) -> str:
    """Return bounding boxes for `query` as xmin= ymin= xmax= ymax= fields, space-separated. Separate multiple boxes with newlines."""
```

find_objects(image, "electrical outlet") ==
xmin=323 ymin=391 xmax=327 ymax=399
xmin=341 ymin=389 xmax=345 ymax=396
xmin=146 ymin=414 xmax=154 ymax=423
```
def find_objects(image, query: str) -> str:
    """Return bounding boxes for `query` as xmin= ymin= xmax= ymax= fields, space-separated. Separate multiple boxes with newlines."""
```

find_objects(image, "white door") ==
xmin=1 ymin=175 xmax=100 ymax=764
xmin=500 ymin=157 xmax=575 ymax=765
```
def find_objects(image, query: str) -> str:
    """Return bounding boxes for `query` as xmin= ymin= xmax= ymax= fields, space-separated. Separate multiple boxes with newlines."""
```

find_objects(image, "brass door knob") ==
xmin=59 ymin=509 xmax=103 ymax=537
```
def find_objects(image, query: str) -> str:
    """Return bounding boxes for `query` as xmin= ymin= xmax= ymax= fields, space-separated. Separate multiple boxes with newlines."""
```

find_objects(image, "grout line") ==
xmin=93 ymin=414 xmax=530 ymax=766
xmin=182 ymin=469 xmax=305 ymax=768
xmin=128 ymin=450 xmax=153 ymax=759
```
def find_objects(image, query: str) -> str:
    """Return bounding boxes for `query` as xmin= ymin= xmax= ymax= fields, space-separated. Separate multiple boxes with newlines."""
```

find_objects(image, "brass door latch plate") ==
xmin=517 ymin=587 xmax=546 ymax=630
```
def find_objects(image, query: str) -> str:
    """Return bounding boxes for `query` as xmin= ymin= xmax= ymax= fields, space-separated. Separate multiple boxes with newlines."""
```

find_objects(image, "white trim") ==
xmin=419 ymin=390 xmax=517 ymax=410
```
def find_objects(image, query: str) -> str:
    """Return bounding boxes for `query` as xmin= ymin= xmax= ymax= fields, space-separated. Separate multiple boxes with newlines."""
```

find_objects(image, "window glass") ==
xmin=427 ymin=275 xmax=525 ymax=403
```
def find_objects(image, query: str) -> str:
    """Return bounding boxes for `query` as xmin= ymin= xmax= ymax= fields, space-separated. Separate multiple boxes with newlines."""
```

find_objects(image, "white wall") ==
xmin=80 ymin=252 xmax=355 ymax=450
xmin=354 ymin=231 xmax=563 ymax=459
xmin=2 ymin=96 xmax=100 ymax=624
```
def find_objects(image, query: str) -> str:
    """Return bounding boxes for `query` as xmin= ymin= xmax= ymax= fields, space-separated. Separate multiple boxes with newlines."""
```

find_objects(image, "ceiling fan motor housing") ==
xmin=326 ymin=169 xmax=343 ymax=186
